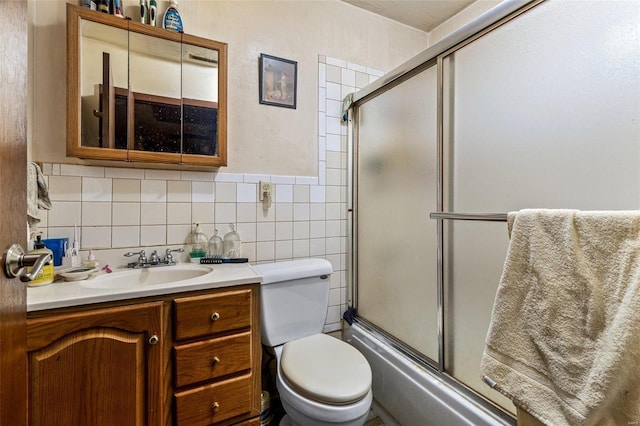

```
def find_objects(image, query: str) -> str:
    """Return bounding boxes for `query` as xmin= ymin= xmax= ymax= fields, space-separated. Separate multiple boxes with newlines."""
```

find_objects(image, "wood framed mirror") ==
xmin=66 ymin=4 xmax=227 ymax=166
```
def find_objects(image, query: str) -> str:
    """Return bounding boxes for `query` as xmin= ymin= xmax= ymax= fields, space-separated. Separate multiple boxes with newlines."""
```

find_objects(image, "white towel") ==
xmin=480 ymin=209 xmax=640 ymax=426
xmin=27 ymin=162 xmax=51 ymax=227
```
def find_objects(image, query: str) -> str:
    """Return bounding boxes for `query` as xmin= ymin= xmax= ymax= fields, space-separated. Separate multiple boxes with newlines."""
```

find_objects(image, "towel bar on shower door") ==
xmin=429 ymin=212 xmax=508 ymax=222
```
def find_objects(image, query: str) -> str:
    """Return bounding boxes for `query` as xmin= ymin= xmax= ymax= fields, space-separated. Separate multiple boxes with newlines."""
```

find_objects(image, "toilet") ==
xmin=254 ymin=259 xmax=373 ymax=426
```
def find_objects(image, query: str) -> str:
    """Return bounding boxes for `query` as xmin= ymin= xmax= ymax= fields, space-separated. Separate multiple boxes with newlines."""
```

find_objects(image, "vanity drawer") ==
xmin=173 ymin=289 xmax=252 ymax=341
xmin=174 ymin=331 xmax=252 ymax=387
xmin=174 ymin=374 xmax=253 ymax=426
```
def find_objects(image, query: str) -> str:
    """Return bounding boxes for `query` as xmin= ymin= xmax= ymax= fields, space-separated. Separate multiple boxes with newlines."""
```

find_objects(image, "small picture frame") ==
xmin=259 ymin=54 xmax=297 ymax=109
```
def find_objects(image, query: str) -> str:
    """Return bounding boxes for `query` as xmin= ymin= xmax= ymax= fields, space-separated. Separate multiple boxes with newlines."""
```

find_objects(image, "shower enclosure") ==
xmin=347 ymin=0 xmax=640 ymax=423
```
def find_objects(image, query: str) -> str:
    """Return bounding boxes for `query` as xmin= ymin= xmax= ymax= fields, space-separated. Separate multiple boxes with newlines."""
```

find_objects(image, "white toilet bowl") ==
xmin=275 ymin=334 xmax=373 ymax=426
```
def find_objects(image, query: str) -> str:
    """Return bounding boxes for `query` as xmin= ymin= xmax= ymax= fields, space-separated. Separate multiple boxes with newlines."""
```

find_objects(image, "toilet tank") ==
xmin=253 ymin=259 xmax=333 ymax=347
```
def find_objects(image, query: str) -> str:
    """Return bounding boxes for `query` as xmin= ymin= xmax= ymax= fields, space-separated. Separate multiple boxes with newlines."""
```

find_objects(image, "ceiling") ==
xmin=340 ymin=0 xmax=477 ymax=33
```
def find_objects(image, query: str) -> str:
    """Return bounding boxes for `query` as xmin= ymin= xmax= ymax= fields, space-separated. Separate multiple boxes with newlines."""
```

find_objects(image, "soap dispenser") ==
xmin=188 ymin=223 xmax=209 ymax=263
xmin=223 ymin=223 xmax=242 ymax=258
xmin=208 ymin=229 xmax=223 ymax=258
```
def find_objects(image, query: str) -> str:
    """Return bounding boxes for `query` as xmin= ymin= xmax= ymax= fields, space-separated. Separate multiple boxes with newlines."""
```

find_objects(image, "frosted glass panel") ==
xmin=445 ymin=1 xmax=640 ymax=213
xmin=444 ymin=0 xmax=640 ymax=410
xmin=444 ymin=221 xmax=514 ymax=412
xmin=357 ymin=66 xmax=438 ymax=360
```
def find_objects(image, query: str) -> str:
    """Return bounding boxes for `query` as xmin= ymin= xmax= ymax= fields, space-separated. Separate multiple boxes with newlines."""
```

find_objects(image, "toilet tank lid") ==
xmin=253 ymin=258 xmax=333 ymax=284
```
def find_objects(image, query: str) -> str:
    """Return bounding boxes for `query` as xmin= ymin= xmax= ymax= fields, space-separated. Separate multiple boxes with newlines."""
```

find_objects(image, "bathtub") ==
xmin=344 ymin=322 xmax=515 ymax=426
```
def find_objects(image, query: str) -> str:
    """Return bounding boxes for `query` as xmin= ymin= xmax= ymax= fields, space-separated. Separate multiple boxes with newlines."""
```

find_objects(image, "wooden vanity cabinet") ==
xmin=26 ymin=284 xmax=261 ymax=426
xmin=172 ymin=288 xmax=261 ymax=426
xmin=26 ymin=302 xmax=164 ymax=426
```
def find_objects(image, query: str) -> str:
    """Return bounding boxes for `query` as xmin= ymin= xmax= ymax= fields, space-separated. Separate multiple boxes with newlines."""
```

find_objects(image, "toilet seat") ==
xmin=280 ymin=333 xmax=372 ymax=405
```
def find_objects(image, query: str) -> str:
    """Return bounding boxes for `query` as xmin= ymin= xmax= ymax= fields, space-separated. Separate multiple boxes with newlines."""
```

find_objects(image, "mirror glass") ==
xmin=71 ymin=5 xmax=225 ymax=166
xmin=129 ymin=32 xmax=182 ymax=154
xmin=80 ymin=18 xmax=128 ymax=150
xmin=182 ymin=44 xmax=219 ymax=157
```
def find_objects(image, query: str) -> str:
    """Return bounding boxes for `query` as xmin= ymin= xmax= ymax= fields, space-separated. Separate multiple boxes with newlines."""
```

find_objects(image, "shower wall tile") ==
xmin=82 ymin=202 xmax=111 ymax=226
xmin=237 ymin=203 xmax=257 ymax=223
xmin=192 ymin=181 xmax=215 ymax=203
xmin=141 ymin=202 xmax=166 ymax=225
xmin=113 ymin=179 xmax=141 ymax=202
xmin=167 ymin=203 xmax=191 ymax=224
xmin=271 ymin=175 xmax=296 ymax=185
xmin=48 ymin=176 xmax=82 ymax=201
xmin=181 ymin=170 xmax=214 ymax=181
xmin=61 ymin=164 xmax=104 ymax=177
xmin=213 ymin=172 xmax=243 ymax=182
xmin=82 ymin=177 xmax=113 ymax=202
xmin=113 ymin=203 xmax=140 ymax=226
xmin=167 ymin=181 xmax=191 ymax=202
xmin=192 ymin=203 xmax=215 ymax=224
xmin=112 ymin=226 xmax=140 ymax=247
xmin=48 ymin=201 xmax=81 ymax=227
xmin=105 ymin=167 xmax=144 ymax=179
xmin=39 ymin=55 xmax=383 ymax=333
xmin=141 ymin=180 xmax=167 ymax=202
xmin=293 ymin=239 xmax=310 ymax=258
xmin=82 ymin=226 xmax=111 ymax=248
xmin=215 ymin=182 xmax=236 ymax=202
xmin=257 ymin=241 xmax=275 ymax=261
xmin=275 ymin=184 xmax=293 ymax=203
xmin=215 ymin=203 xmax=236 ymax=224
xmin=140 ymin=225 xmax=166 ymax=246
xmin=275 ymin=240 xmax=293 ymax=260
xmin=237 ymin=183 xmax=256 ymax=203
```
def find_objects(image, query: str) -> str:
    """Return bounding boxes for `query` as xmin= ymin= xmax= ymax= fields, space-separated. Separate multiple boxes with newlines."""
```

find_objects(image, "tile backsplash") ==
xmin=34 ymin=56 xmax=382 ymax=333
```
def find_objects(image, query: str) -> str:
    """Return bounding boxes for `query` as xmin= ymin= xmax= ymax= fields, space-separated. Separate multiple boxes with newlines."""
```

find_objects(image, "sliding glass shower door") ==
xmin=355 ymin=64 xmax=439 ymax=363
xmin=352 ymin=0 xmax=640 ymax=417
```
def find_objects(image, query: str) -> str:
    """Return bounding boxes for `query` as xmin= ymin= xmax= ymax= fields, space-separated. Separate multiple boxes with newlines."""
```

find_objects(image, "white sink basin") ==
xmin=80 ymin=264 xmax=214 ymax=289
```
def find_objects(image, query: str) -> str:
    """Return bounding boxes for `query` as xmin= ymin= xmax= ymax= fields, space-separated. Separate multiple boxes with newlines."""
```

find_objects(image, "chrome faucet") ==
xmin=124 ymin=250 xmax=147 ymax=268
xmin=124 ymin=248 xmax=183 ymax=268
xmin=163 ymin=248 xmax=184 ymax=265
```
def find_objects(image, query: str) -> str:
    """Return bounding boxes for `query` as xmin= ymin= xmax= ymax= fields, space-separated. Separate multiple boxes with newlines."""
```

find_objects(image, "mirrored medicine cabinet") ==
xmin=66 ymin=4 xmax=227 ymax=166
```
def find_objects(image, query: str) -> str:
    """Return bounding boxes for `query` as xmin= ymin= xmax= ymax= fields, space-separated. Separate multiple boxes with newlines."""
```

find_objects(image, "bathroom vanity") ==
xmin=26 ymin=264 xmax=261 ymax=426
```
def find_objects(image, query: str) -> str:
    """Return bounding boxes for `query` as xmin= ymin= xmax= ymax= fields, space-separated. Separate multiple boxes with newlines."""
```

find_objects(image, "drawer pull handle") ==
xmin=211 ymin=356 xmax=220 ymax=366
xmin=212 ymin=402 xmax=220 ymax=412
xmin=210 ymin=312 xmax=220 ymax=321
xmin=148 ymin=335 xmax=159 ymax=345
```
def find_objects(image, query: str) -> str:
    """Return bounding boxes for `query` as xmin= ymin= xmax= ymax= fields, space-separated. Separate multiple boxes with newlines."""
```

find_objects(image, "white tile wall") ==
xmin=36 ymin=55 xmax=381 ymax=333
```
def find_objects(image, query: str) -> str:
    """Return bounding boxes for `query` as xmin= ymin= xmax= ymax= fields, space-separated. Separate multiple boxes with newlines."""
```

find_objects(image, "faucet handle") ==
xmin=124 ymin=250 xmax=147 ymax=266
xmin=124 ymin=250 xmax=145 ymax=257
xmin=164 ymin=247 xmax=184 ymax=264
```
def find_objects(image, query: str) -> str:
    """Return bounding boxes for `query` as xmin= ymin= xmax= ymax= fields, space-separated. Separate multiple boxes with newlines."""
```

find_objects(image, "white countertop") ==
xmin=27 ymin=263 xmax=262 ymax=312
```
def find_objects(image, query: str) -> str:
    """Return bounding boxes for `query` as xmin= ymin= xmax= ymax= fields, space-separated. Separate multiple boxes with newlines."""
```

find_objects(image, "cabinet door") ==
xmin=27 ymin=302 xmax=164 ymax=426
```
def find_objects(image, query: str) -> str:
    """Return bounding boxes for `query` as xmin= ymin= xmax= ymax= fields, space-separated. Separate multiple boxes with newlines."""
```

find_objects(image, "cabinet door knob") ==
xmin=211 ymin=402 xmax=220 ymax=412
xmin=210 ymin=312 xmax=220 ymax=321
xmin=211 ymin=356 xmax=220 ymax=366
xmin=148 ymin=334 xmax=159 ymax=345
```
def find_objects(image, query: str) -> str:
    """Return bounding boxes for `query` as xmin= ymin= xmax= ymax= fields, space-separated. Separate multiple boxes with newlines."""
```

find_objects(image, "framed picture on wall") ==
xmin=259 ymin=54 xmax=297 ymax=109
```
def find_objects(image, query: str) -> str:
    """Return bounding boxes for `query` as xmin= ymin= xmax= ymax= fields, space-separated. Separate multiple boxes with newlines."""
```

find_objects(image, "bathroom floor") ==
xmin=364 ymin=412 xmax=384 ymax=426
xmin=365 ymin=411 xmax=386 ymax=426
